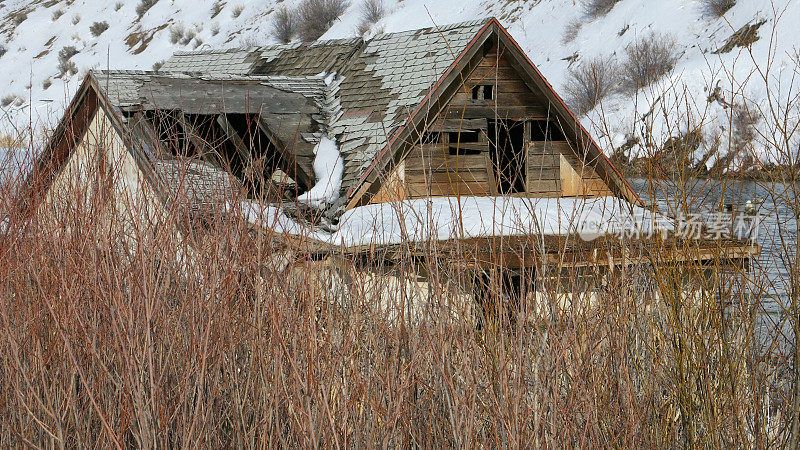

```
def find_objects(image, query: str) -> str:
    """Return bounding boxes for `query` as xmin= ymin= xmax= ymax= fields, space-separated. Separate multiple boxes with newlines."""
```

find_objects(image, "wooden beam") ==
xmin=216 ymin=114 xmax=252 ymax=167
xmin=256 ymin=117 xmax=314 ymax=190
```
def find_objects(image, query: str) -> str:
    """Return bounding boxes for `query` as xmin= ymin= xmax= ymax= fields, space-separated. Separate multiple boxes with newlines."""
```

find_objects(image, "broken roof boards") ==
xmin=32 ymin=18 xmax=640 ymax=225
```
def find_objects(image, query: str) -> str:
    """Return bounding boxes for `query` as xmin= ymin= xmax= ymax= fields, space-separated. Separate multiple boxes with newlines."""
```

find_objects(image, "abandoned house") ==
xmin=21 ymin=18 xmax=760 ymax=296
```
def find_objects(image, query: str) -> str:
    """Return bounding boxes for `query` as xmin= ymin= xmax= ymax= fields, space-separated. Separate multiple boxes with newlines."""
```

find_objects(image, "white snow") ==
xmin=238 ymin=200 xmax=310 ymax=237
xmin=235 ymin=196 xmax=671 ymax=248
xmin=297 ymin=136 xmax=343 ymax=208
xmin=1 ymin=0 xmax=798 ymax=165
xmin=328 ymin=196 xmax=669 ymax=247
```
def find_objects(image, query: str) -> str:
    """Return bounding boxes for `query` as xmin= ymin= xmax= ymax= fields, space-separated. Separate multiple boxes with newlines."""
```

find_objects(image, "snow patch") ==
xmin=297 ymin=136 xmax=343 ymax=208
xmin=236 ymin=196 xmax=671 ymax=248
xmin=329 ymin=196 xmax=669 ymax=247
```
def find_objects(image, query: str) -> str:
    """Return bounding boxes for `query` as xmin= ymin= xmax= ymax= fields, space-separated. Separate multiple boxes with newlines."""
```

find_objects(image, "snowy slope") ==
xmin=1 ymin=0 xmax=798 ymax=164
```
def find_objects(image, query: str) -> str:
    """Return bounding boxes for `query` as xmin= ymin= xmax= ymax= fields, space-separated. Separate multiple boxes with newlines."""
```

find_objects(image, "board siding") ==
xmin=372 ymin=48 xmax=614 ymax=203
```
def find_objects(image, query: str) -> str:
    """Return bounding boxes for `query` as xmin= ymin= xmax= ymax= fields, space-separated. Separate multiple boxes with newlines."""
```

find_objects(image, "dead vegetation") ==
xmin=622 ymin=32 xmax=679 ymax=92
xmin=271 ymin=7 xmax=296 ymax=44
xmin=11 ymin=11 xmax=28 ymax=26
xmin=0 ymin=132 xmax=795 ymax=446
xmin=702 ymin=0 xmax=737 ymax=17
xmin=358 ymin=0 xmax=385 ymax=35
xmin=564 ymin=56 xmax=619 ymax=114
xmin=583 ymin=0 xmax=623 ymax=19
xmin=57 ymin=45 xmax=79 ymax=76
xmin=89 ymin=21 xmax=109 ymax=37
xmin=297 ymin=0 xmax=350 ymax=42
xmin=135 ymin=0 xmax=159 ymax=18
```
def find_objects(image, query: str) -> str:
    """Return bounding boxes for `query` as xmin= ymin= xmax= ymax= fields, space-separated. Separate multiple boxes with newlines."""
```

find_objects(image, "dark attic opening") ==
xmin=488 ymin=119 xmax=527 ymax=194
xmin=143 ymin=110 xmax=305 ymax=200
xmin=530 ymin=119 xmax=567 ymax=142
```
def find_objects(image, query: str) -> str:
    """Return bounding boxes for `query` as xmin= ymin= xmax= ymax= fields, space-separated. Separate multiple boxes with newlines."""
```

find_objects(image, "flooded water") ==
xmin=629 ymin=178 xmax=798 ymax=347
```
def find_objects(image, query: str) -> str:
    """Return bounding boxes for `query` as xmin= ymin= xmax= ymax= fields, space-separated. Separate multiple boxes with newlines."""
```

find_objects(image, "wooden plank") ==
xmin=442 ymin=106 xmax=550 ymax=120
xmin=440 ymin=118 xmax=488 ymax=132
xmin=256 ymin=117 xmax=313 ymax=189
xmin=527 ymin=154 xmax=561 ymax=168
xmin=407 ymin=182 xmax=492 ymax=198
xmin=468 ymin=67 xmax=521 ymax=82
xmin=529 ymin=141 xmax=570 ymax=155
xmin=405 ymin=154 xmax=487 ymax=171
xmin=526 ymin=180 xmax=562 ymax=194
xmin=406 ymin=170 xmax=490 ymax=185
xmin=525 ymin=168 xmax=560 ymax=180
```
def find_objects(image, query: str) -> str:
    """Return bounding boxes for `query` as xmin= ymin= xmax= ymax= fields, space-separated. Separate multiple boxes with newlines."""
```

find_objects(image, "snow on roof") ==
xmin=239 ymin=196 xmax=671 ymax=249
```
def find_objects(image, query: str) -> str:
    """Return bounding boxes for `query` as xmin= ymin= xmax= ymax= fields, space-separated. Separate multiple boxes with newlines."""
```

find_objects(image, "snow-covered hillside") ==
xmin=1 ymin=0 xmax=798 ymax=166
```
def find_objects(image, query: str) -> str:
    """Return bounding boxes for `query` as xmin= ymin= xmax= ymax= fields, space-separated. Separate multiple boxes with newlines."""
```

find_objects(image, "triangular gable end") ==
xmin=346 ymin=19 xmax=643 ymax=209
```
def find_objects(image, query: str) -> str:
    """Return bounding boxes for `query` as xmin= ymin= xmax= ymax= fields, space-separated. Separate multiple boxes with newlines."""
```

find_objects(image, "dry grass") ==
xmin=702 ymin=0 xmax=737 ymax=17
xmin=621 ymin=32 xmax=679 ymax=93
xmin=297 ymin=0 xmax=350 ymax=42
xmin=583 ymin=0 xmax=623 ymax=19
xmin=564 ymin=56 xmax=619 ymax=114
xmin=271 ymin=7 xmax=297 ymax=44
xmin=0 ymin=14 xmax=798 ymax=448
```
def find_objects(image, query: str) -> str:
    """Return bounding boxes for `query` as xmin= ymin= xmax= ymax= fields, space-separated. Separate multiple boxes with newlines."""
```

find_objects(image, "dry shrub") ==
xmin=0 ymin=95 xmax=17 ymax=108
xmin=731 ymin=102 xmax=759 ymax=153
xmin=562 ymin=18 xmax=583 ymax=44
xmin=702 ymin=0 xmax=737 ymax=17
xmin=583 ymin=0 xmax=623 ymax=19
xmin=297 ymin=0 xmax=350 ymax=42
xmin=271 ymin=7 xmax=297 ymax=44
xmin=89 ymin=21 xmax=109 ymax=37
xmin=51 ymin=8 xmax=65 ymax=21
xmin=0 ymin=155 xmax=790 ymax=446
xmin=358 ymin=0 xmax=385 ymax=35
xmin=0 ymin=45 xmax=6 ymax=59
xmin=135 ymin=0 xmax=159 ymax=18
xmin=11 ymin=11 xmax=28 ymax=25
xmin=622 ymin=32 xmax=679 ymax=92
xmin=169 ymin=24 xmax=185 ymax=44
xmin=57 ymin=46 xmax=79 ymax=76
xmin=210 ymin=1 xmax=223 ymax=18
xmin=564 ymin=56 xmax=619 ymax=114
xmin=231 ymin=5 xmax=244 ymax=18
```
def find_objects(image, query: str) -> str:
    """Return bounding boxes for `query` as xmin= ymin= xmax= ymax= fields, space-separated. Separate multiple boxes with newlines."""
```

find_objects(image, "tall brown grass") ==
xmin=0 ymin=16 xmax=798 ymax=449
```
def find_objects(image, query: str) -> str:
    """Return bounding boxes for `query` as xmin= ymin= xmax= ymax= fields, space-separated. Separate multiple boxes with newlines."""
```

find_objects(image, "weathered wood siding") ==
xmin=369 ymin=46 xmax=613 ymax=204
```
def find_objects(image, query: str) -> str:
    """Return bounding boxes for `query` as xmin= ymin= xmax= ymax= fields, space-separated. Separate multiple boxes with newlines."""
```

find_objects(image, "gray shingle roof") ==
xmin=161 ymin=48 xmax=262 ymax=75
xmin=103 ymin=19 xmax=492 ymax=217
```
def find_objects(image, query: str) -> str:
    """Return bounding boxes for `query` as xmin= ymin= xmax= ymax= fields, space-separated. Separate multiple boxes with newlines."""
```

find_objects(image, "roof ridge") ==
xmin=170 ymin=18 xmax=494 ymax=58
xmin=171 ymin=47 xmax=261 ymax=56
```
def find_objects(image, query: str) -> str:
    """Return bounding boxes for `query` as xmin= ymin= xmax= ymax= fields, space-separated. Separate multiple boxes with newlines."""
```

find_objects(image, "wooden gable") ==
xmin=369 ymin=42 xmax=614 ymax=205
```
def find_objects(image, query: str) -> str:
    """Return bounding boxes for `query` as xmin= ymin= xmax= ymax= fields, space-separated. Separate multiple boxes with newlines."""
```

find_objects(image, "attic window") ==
xmin=530 ymin=120 xmax=567 ymax=141
xmin=471 ymin=84 xmax=495 ymax=100
xmin=448 ymin=130 xmax=483 ymax=155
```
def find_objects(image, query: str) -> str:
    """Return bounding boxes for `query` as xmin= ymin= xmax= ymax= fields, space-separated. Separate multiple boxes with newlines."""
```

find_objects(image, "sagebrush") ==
xmin=622 ymin=32 xmax=679 ymax=92
xmin=564 ymin=56 xmax=619 ymax=114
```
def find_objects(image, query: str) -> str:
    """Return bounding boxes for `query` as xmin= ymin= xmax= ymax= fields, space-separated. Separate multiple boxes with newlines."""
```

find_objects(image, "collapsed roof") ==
xmin=37 ymin=18 xmax=640 ymax=224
